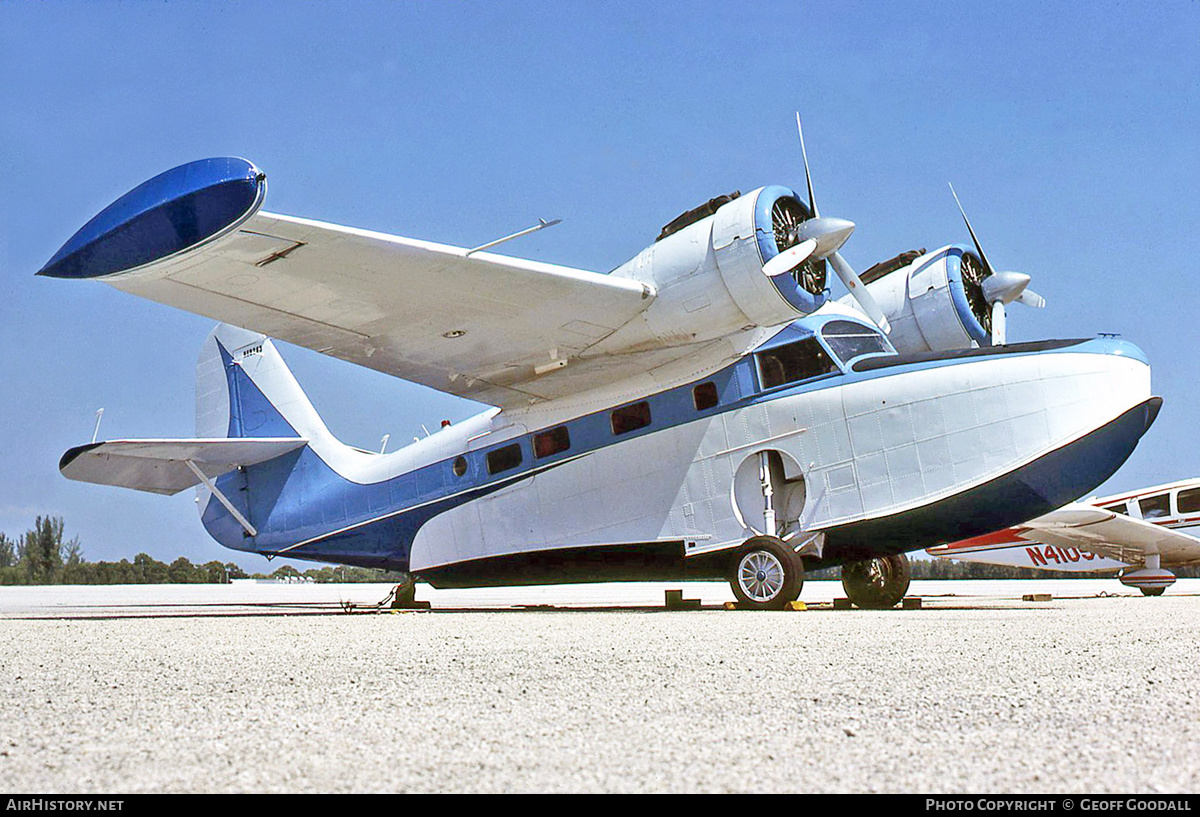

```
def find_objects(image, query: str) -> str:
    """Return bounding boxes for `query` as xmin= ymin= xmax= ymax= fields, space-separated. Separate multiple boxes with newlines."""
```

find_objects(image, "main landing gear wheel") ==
xmin=1140 ymin=587 xmax=1166 ymax=597
xmin=841 ymin=553 xmax=911 ymax=609
xmin=729 ymin=537 xmax=804 ymax=611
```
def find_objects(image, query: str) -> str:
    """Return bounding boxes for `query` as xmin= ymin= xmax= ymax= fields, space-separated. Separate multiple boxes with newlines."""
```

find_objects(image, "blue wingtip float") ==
xmin=38 ymin=157 xmax=265 ymax=280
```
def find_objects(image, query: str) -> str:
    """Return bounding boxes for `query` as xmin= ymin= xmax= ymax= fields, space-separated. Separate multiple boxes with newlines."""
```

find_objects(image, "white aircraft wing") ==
xmin=59 ymin=438 xmax=309 ymax=495
xmin=1017 ymin=504 xmax=1200 ymax=567
xmin=99 ymin=211 xmax=655 ymax=409
xmin=929 ymin=504 xmax=1200 ymax=569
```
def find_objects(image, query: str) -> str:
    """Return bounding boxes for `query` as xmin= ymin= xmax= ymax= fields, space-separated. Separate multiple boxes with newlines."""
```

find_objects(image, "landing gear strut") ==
xmin=841 ymin=553 xmax=911 ymax=609
xmin=729 ymin=536 xmax=804 ymax=611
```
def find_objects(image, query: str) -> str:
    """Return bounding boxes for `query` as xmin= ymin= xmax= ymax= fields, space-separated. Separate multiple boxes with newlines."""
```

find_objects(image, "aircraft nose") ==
xmin=1142 ymin=395 xmax=1163 ymax=433
xmin=1097 ymin=337 xmax=1152 ymax=394
xmin=1085 ymin=337 xmax=1158 ymax=433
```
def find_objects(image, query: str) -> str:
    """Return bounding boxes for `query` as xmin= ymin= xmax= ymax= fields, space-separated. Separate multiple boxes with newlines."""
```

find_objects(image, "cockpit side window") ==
xmin=756 ymin=337 xmax=839 ymax=390
xmin=1138 ymin=493 xmax=1171 ymax=519
xmin=1102 ymin=501 xmax=1129 ymax=516
xmin=1177 ymin=488 xmax=1200 ymax=515
xmin=820 ymin=320 xmax=891 ymax=364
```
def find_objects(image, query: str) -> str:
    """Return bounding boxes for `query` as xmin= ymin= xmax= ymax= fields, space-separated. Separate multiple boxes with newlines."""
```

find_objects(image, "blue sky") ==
xmin=2 ymin=1 xmax=1197 ymax=571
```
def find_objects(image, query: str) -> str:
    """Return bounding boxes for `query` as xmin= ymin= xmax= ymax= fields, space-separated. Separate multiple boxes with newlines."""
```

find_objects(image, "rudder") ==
xmin=196 ymin=323 xmax=336 ymax=447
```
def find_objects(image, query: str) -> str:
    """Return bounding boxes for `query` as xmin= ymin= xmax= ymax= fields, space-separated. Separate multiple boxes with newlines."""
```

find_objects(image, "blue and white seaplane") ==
xmin=40 ymin=125 xmax=1161 ymax=609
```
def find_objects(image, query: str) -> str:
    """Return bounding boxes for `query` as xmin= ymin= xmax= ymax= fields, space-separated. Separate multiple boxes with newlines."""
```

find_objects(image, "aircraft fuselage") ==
xmin=199 ymin=319 xmax=1158 ymax=588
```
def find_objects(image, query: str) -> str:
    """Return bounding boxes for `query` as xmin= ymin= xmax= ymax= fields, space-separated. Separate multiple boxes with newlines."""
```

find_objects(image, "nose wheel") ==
xmin=729 ymin=537 xmax=804 ymax=610
xmin=841 ymin=553 xmax=911 ymax=609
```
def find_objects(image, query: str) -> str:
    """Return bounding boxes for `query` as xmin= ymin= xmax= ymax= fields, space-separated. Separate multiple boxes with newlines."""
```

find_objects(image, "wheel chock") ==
xmin=902 ymin=597 xmax=923 ymax=610
xmin=720 ymin=600 xmax=807 ymax=611
xmin=665 ymin=589 xmax=701 ymax=610
xmin=391 ymin=598 xmax=431 ymax=610
xmin=833 ymin=597 xmax=853 ymax=610
xmin=1022 ymin=593 xmax=1053 ymax=602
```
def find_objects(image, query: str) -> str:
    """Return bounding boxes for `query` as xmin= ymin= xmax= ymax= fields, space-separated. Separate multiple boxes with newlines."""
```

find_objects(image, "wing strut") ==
xmin=185 ymin=460 xmax=257 ymax=537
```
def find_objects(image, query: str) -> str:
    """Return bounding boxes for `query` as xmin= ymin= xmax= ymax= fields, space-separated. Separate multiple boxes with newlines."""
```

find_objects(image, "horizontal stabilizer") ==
xmin=59 ymin=438 xmax=308 ymax=496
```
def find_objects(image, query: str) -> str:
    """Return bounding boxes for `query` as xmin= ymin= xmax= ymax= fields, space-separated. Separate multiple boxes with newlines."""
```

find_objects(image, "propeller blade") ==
xmin=762 ymin=239 xmax=817 ymax=277
xmin=792 ymin=115 xmax=889 ymax=330
xmin=948 ymin=183 xmax=996 ymax=277
xmin=831 ymin=251 xmax=892 ymax=333
xmin=1016 ymin=288 xmax=1046 ymax=308
xmin=796 ymin=112 xmax=819 ymax=218
xmin=991 ymin=300 xmax=1007 ymax=345
xmin=948 ymin=184 xmax=1040 ymax=340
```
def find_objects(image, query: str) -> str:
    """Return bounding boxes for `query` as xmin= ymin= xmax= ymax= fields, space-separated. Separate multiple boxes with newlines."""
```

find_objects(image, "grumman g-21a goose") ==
xmin=41 ymin=128 xmax=1160 ymax=609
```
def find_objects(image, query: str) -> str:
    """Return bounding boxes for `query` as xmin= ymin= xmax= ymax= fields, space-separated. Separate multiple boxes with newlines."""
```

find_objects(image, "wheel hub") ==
xmin=739 ymin=551 xmax=785 ymax=602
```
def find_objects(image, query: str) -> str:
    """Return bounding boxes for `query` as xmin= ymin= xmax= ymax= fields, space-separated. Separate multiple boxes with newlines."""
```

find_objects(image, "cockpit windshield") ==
xmin=757 ymin=337 xmax=839 ymax=389
xmin=820 ymin=320 xmax=892 ymax=364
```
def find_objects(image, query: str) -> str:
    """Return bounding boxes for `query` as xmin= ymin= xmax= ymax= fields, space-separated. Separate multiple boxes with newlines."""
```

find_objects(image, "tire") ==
xmin=729 ymin=537 xmax=804 ymax=611
xmin=1140 ymin=587 xmax=1166 ymax=597
xmin=841 ymin=553 xmax=911 ymax=609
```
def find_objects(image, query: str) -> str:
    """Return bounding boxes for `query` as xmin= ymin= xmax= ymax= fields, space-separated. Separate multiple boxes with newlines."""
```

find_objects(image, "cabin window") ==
xmin=693 ymin=381 xmax=719 ymax=411
xmin=756 ymin=337 xmax=838 ymax=390
xmin=1138 ymin=493 xmax=1171 ymax=519
xmin=1102 ymin=502 xmax=1129 ymax=516
xmin=452 ymin=456 xmax=468 ymax=477
xmin=820 ymin=320 xmax=890 ymax=363
xmin=533 ymin=426 xmax=571 ymax=459
xmin=1178 ymin=488 xmax=1200 ymax=515
xmin=611 ymin=401 xmax=652 ymax=435
xmin=486 ymin=443 xmax=523 ymax=475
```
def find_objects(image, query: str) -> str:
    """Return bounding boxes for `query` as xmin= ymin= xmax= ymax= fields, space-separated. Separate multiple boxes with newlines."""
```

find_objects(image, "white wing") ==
xmin=1017 ymin=504 xmax=1200 ymax=567
xmin=101 ymin=211 xmax=657 ymax=408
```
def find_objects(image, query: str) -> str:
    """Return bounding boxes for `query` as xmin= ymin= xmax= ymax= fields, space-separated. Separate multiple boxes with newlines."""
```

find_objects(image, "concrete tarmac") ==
xmin=0 ymin=579 xmax=1197 ymax=793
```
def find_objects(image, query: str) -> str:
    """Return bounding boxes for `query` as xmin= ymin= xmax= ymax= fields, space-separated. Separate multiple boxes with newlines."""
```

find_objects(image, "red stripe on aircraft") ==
xmin=936 ymin=528 xmax=1027 ymax=550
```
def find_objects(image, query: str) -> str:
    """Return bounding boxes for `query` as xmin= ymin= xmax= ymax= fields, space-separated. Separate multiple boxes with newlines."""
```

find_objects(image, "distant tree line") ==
xmin=0 ymin=515 xmax=406 ymax=585
xmin=0 ymin=516 xmax=241 ymax=585
xmin=1 ymin=515 xmax=1196 ymax=585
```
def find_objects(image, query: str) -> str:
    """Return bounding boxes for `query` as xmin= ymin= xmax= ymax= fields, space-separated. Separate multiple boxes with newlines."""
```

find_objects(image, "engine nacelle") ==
xmin=839 ymin=245 xmax=992 ymax=355
xmin=599 ymin=186 xmax=828 ymax=351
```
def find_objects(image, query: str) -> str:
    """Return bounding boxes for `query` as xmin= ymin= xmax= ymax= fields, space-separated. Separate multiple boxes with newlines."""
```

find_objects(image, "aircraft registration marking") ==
xmin=1026 ymin=545 xmax=1107 ymax=566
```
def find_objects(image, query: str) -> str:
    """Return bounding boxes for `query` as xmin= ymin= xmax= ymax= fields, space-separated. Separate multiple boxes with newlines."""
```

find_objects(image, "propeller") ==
xmin=948 ymin=183 xmax=1045 ymax=345
xmin=762 ymin=238 xmax=817 ymax=278
xmin=788 ymin=113 xmax=892 ymax=333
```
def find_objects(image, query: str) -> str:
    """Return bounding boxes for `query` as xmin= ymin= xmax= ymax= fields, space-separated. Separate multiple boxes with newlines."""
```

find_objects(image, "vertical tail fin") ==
xmin=196 ymin=323 xmax=339 ymax=451
xmin=194 ymin=324 xmax=388 ymax=550
xmin=194 ymin=324 xmax=368 ymax=544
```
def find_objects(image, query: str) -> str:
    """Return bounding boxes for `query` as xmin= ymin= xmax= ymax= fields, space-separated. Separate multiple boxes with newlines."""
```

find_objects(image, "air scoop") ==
xmin=38 ymin=157 xmax=266 ymax=279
